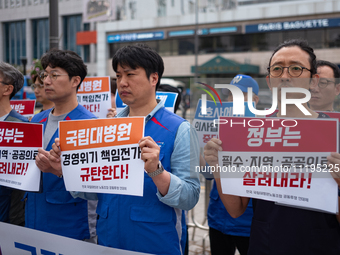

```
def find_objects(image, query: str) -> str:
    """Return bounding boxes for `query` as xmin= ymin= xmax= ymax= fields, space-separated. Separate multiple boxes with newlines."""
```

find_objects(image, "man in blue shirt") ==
xmin=204 ymin=39 xmax=340 ymax=254
xmin=48 ymin=44 xmax=200 ymax=254
xmin=26 ymin=49 xmax=97 ymax=241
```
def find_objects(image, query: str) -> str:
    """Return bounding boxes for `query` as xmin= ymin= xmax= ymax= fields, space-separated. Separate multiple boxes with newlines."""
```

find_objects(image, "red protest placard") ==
xmin=10 ymin=99 xmax=36 ymax=116
xmin=219 ymin=117 xmax=337 ymax=152
xmin=0 ymin=121 xmax=43 ymax=148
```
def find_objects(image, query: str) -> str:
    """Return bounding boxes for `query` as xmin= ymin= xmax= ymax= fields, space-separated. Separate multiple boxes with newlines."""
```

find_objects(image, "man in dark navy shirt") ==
xmin=204 ymin=39 xmax=340 ymax=255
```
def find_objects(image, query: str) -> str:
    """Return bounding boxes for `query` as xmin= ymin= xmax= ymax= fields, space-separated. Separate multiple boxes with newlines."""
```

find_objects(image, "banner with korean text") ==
xmin=0 ymin=222 xmax=150 ymax=255
xmin=0 ymin=122 xmax=42 ymax=191
xmin=10 ymin=99 xmax=36 ymax=118
xmin=59 ymin=117 xmax=145 ymax=196
xmin=218 ymin=117 xmax=339 ymax=213
xmin=77 ymin=76 xmax=111 ymax=118
xmin=192 ymin=99 xmax=255 ymax=148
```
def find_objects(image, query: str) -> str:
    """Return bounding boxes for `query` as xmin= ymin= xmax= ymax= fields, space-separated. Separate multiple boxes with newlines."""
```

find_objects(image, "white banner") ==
xmin=0 ymin=122 xmax=43 ymax=191
xmin=77 ymin=77 xmax=112 ymax=119
xmin=217 ymin=117 xmax=339 ymax=214
xmin=59 ymin=118 xmax=145 ymax=196
xmin=0 ymin=222 xmax=150 ymax=255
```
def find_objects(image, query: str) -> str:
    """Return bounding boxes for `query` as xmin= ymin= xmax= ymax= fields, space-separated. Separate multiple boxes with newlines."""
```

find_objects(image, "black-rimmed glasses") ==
xmin=267 ymin=65 xmax=312 ymax=78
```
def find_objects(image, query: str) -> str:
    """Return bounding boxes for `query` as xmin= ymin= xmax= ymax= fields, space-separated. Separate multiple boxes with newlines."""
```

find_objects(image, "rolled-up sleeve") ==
xmin=156 ymin=121 xmax=200 ymax=210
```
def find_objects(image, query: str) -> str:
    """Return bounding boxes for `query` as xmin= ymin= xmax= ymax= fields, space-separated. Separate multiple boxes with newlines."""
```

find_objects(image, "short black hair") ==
xmin=157 ymin=84 xmax=182 ymax=113
xmin=112 ymin=44 xmax=164 ymax=90
xmin=41 ymin=48 xmax=87 ymax=90
xmin=268 ymin=39 xmax=317 ymax=77
xmin=316 ymin=60 xmax=340 ymax=84
xmin=32 ymin=73 xmax=43 ymax=84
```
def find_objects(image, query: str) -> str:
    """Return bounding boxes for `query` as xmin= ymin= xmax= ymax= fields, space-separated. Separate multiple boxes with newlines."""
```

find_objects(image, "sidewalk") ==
xmin=187 ymin=177 xmax=211 ymax=255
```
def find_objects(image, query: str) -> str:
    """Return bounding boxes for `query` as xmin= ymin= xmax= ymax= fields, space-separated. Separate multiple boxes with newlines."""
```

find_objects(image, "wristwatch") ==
xmin=147 ymin=161 xmax=164 ymax=178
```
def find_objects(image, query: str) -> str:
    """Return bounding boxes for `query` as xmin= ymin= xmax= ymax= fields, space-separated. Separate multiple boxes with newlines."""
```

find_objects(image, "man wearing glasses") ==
xmin=309 ymin=60 xmax=340 ymax=112
xmin=25 ymin=49 xmax=97 ymax=241
xmin=30 ymin=62 xmax=54 ymax=113
xmin=204 ymin=39 xmax=340 ymax=254
xmin=0 ymin=61 xmax=27 ymax=227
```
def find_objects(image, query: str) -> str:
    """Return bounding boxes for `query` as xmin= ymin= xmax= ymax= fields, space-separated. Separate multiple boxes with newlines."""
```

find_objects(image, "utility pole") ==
xmin=194 ymin=0 xmax=199 ymax=83
xmin=49 ymin=0 xmax=59 ymax=49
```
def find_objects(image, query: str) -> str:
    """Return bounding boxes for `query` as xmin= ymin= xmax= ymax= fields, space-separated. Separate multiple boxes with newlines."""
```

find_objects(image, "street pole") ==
xmin=49 ymin=0 xmax=59 ymax=49
xmin=194 ymin=0 xmax=199 ymax=83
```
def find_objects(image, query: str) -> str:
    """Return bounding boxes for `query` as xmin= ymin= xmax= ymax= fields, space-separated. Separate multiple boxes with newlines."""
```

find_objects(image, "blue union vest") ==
xmin=25 ymin=105 xmax=96 ymax=240
xmin=96 ymin=107 xmax=186 ymax=255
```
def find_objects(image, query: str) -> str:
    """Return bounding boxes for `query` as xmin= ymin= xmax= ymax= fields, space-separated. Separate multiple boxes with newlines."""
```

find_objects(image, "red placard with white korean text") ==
xmin=10 ymin=99 xmax=36 ymax=118
xmin=0 ymin=121 xmax=42 ymax=191
xmin=59 ymin=117 xmax=145 ymax=196
xmin=217 ymin=117 xmax=339 ymax=214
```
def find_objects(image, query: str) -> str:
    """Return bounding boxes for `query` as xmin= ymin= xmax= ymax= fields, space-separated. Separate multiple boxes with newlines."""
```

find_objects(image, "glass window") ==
xmin=32 ymin=19 xmax=49 ymax=59
xmin=306 ymin=29 xmax=324 ymax=49
xmin=157 ymin=0 xmax=166 ymax=17
xmin=199 ymin=36 xmax=214 ymax=54
xmin=4 ymin=21 xmax=26 ymax=65
xmin=63 ymin=15 xmax=82 ymax=56
xmin=178 ymin=38 xmax=194 ymax=55
xmin=83 ymin=45 xmax=90 ymax=63
xmin=145 ymin=41 xmax=158 ymax=52
xmin=263 ymin=32 xmax=282 ymax=51
xmin=231 ymin=34 xmax=251 ymax=52
xmin=282 ymin=30 xmax=305 ymax=42
xmin=326 ymin=28 xmax=340 ymax=48
xmin=83 ymin=23 xmax=90 ymax=31
xmin=159 ymin=39 xmax=172 ymax=56
xmin=0 ymin=0 xmax=3 ymax=8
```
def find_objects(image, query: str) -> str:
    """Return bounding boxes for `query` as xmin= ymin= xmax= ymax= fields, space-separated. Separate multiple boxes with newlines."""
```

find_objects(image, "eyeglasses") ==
xmin=0 ymin=81 xmax=9 ymax=85
xmin=31 ymin=83 xmax=44 ymax=89
xmin=40 ymin=71 xmax=68 ymax=81
xmin=267 ymin=65 xmax=312 ymax=78
xmin=318 ymin=78 xmax=336 ymax=88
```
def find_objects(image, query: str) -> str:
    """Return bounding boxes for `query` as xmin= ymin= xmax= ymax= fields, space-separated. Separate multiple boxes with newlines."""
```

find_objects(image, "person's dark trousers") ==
xmin=209 ymin=227 xmax=249 ymax=255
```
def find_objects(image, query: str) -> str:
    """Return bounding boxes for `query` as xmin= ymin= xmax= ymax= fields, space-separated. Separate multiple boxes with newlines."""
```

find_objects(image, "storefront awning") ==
xmin=191 ymin=56 xmax=259 ymax=74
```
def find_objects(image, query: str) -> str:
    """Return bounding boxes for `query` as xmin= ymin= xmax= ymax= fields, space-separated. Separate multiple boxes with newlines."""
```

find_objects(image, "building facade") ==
xmin=97 ymin=0 xmax=340 ymax=83
xmin=0 ymin=0 xmax=97 ymax=75
xmin=1 ymin=0 xmax=340 ymax=81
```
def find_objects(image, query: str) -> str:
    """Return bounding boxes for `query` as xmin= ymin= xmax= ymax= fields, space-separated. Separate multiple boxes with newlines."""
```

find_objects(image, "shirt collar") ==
xmin=116 ymin=99 xmax=164 ymax=124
